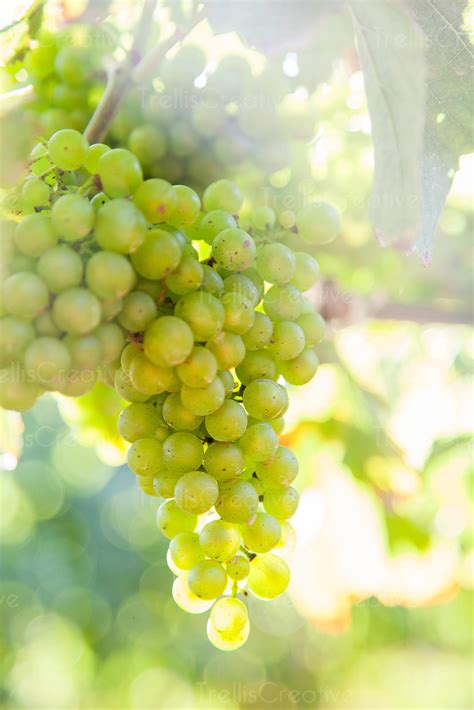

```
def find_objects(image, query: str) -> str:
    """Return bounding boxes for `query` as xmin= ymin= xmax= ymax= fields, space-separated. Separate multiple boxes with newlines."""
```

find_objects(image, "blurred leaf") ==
xmin=385 ymin=512 xmax=431 ymax=551
xmin=425 ymin=433 xmax=473 ymax=466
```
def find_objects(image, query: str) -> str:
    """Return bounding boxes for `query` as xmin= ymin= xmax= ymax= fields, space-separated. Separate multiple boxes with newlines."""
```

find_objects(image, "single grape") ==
xmin=167 ymin=255 xmax=203 ymax=295
xmin=98 ymin=148 xmax=143 ymax=198
xmin=133 ymin=178 xmax=178 ymax=223
xmin=65 ymin=333 xmax=101 ymax=370
xmin=21 ymin=177 xmax=51 ymax=210
xmin=37 ymin=245 xmax=83 ymax=293
xmin=144 ymin=316 xmax=194 ymax=368
xmin=290 ymin=252 xmax=320 ymax=291
xmin=242 ymin=512 xmax=281 ymax=553
xmin=203 ymin=179 xmax=243 ymax=214
xmin=94 ymin=323 xmax=124 ymax=364
xmin=176 ymin=346 xmax=218 ymax=388
xmin=187 ymin=559 xmax=228 ymax=600
xmin=204 ymin=442 xmax=245 ymax=481
xmin=91 ymin=192 xmax=109 ymax=210
xmin=95 ymin=198 xmax=147 ymax=254
xmin=205 ymin=400 xmax=248 ymax=442
xmin=212 ymin=228 xmax=256 ymax=272
xmin=263 ymin=284 xmax=303 ymax=321
xmin=51 ymin=194 xmax=94 ymax=242
xmin=242 ymin=312 xmax=273 ymax=350
xmin=206 ymin=617 xmax=250 ymax=651
xmin=115 ymin=291 xmax=157 ymax=332
xmin=128 ymin=124 xmax=166 ymax=167
xmin=295 ymin=311 xmax=325 ymax=346
xmin=84 ymin=143 xmax=111 ymax=174
xmin=279 ymin=349 xmax=319 ymax=385
xmin=23 ymin=336 xmax=71 ymax=389
xmin=201 ymin=265 xmax=225 ymax=296
xmin=118 ymin=402 xmax=165 ymax=442
xmin=121 ymin=342 xmax=140 ymax=372
xmin=169 ymin=185 xmax=201 ymax=225
xmin=86 ymin=251 xmax=136 ymax=300
xmin=225 ymin=555 xmax=250 ymax=581
xmin=3 ymin=272 xmax=49 ymax=321
xmin=223 ymin=274 xmax=259 ymax=307
xmin=15 ymin=213 xmax=58 ymax=257
xmin=268 ymin=320 xmax=305 ymax=361
xmin=127 ymin=437 xmax=163 ymax=476
xmin=169 ymin=531 xmax=204 ymax=571
xmin=236 ymin=350 xmax=277 ymax=385
xmin=162 ymin=393 xmax=203 ymax=431
xmin=0 ymin=317 xmax=35 ymax=366
xmin=200 ymin=210 xmax=237 ymax=245
xmin=199 ymin=520 xmax=241 ymax=562
xmin=278 ymin=210 xmax=296 ymax=229
xmin=174 ymin=292 xmax=225 ymax=342
xmin=114 ymin=368 xmax=149 ymax=402
xmin=296 ymin=202 xmax=340 ymax=244
xmin=0 ymin=365 xmax=42 ymax=411
xmin=154 ymin=471 xmax=180 ymax=497
xmin=162 ymin=432 xmax=204 ymax=473
xmin=218 ymin=370 xmax=235 ymax=397
xmin=251 ymin=206 xmax=276 ymax=231
xmin=131 ymin=228 xmax=182 ymax=280
xmin=239 ymin=421 xmax=279 ymax=462
xmin=255 ymin=242 xmax=296 ymax=285
xmin=130 ymin=351 xmax=180 ymax=395
xmin=34 ymin=311 xmax=61 ymax=337
xmin=255 ymin=445 xmax=298 ymax=487
xmin=54 ymin=46 xmax=91 ymax=86
xmin=172 ymin=574 xmax=214 ymax=614
xmin=215 ymin=479 xmax=259 ymax=524
xmin=52 ymin=287 xmax=101 ymax=335
xmin=243 ymin=379 xmax=289 ymax=420
xmin=181 ymin=376 xmax=226 ymax=416
xmin=48 ymin=129 xmax=88 ymax=170
xmin=263 ymin=486 xmax=299 ymax=520
xmin=206 ymin=331 xmax=246 ymax=370
xmin=221 ymin=292 xmax=255 ymax=335
xmin=174 ymin=470 xmax=219 ymax=515
xmin=247 ymin=554 xmax=290 ymax=599
xmin=156 ymin=499 xmax=197 ymax=539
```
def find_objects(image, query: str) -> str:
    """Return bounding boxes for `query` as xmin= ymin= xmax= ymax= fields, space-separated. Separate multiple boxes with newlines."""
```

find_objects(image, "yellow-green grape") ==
xmin=206 ymin=617 xmax=250 ymax=651
xmin=167 ymin=254 xmax=203 ymax=295
xmin=162 ymin=432 xmax=204 ymax=473
xmin=242 ymin=312 xmax=273 ymax=350
xmin=239 ymin=421 xmax=279 ymax=462
xmin=296 ymin=202 xmax=340 ymax=245
xmin=180 ymin=376 xmax=226 ymax=416
xmin=91 ymin=192 xmax=109 ymax=211
xmin=219 ymin=370 xmax=235 ymax=397
xmin=85 ymin=251 xmax=136 ymax=300
xmin=204 ymin=442 xmax=245 ymax=481
xmin=120 ymin=342 xmax=140 ymax=372
xmin=21 ymin=176 xmax=51 ymax=210
xmin=187 ymin=559 xmax=228 ymax=600
xmin=206 ymin=331 xmax=246 ymax=370
xmin=215 ymin=479 xmax=259 ymax=524
xmin=241 ymin=512 xmax=281 ymax=553
xmin=175 ymin=291 xmax=225 ymax=342
xmin=162 ymin=393 xmax=203 ymax=431
xmin=242 ymin=379 xmax=289 ymax=420
xmin=263 ymin=486 xmax=299 ymax=520
xmin=199 ymin=520 xmax=241 ymax=562
xmin=201 ymin=265 xmax=225 ymax=296
xmin=84 ymin=143 xmax=111 ymax=174
xmin=117 ymin=291 xmax=158 ymax=332
xmin=170 ymin=185 xmax=201 ymax=225
xmin=127 ymin=437 xmax=163 ymax=476
xmin=295 ymin=311 xmax=326 ymax=346
xmin=210 ymin=597 xmax=248 ymax=638
xmin=278 ymin=210 xmax=296 ymax=229
xmin=137 ymin=473 xmax=158 ymax=497
xmin=225 ymin=555 xmax=250 ymax=581
xmin=174 ymin=471 xmax=219 ymax=514
xmin=212 ymin=229 xmax=256 ymax=272
xmin=0 ymin=317 xmax=34 ymax=367
xmin=205 ymin=400 xmax=248 ymax=442
xmin=131 ymin=227 xmax=182 ymax=280
xmin=236 ymin=350 xmax=277 ymax=385
xmin=94 ymin=323 xmax=124 ymax=363
xmin=223 ymin=274 xmax=259 ymax=307
xmin=22 ymin=336 xmax=71 ymax=389
xmin=279 ymin=349 xmax=319 ymax=385
xmin=118 ymin=402 xmax=165 ymax=442
xmin=36 ymin=245 xmax=83 ymax=293
xmin=274 ymin=521 xmax=297 ymax=557
xmin=154 ymin=471 xmax=180 ymax=497
xmin=2 ymin=272 xmax=49 ymax=321
xmin=0 ymin=365 xmax=43 ymax=411
xmin=144 ymin=316 xmax=194 ymax=368
xmin=156 ymin=499 xmax=197 ymax=539
xmin=15 ymin=213 xmax=58 ymax=257
xmin=290 ymin=252 xmax=320 ymax=291
xmin=251 ymin=206 xmax=276 ymax=231
xmin=221 ymin=292 xmax=255 ymax=335
xmin=267 ymin=320 xmax=305 ymax=361
xmin=128 ymin=124 xmax=166 ymax=167
xmin=51 ymin=194 xmax=94 ymax=242
xmin=172 ymin=574 xmax=215 ymax=614
xmin=97 ymin=148 xmax=143 ymax=198
xmin=263 ymin=284 xmax=304 ymax=321
xmin=129 ymin=352 xmax=179 ymax=396
xmin=133 ymin=178 xmax=177 ymax=223
xmin=64 ymin=333 xmax=101 ymax=370
xmin=203 ymin=179 xmax=243 ymax=214
xmin=255 ymin=243 xmax=296 ymax=285
xmin=169 ymin=531 xmax=205 ymax=571
xmin=247 ymin=554 xmax=290 ymax=599
xmin=95 ymin=198 xmax=147 ymax=254
xmin=34 ymin=311 xmax=61 ymax=337
xmin=200 ymin=210 xmax=237 ymax=245
xmin=177 ymin=346 xmax=218 ymax=388
xmin=48 ymin=129 xmax=88 ymax=170
xmin=114 ymin=368 xmax=149 ymax=403
xmin=52 ymin=287 xmax=101 ymax=335
xmin=255 ymin=445 xmax=298 ymax=487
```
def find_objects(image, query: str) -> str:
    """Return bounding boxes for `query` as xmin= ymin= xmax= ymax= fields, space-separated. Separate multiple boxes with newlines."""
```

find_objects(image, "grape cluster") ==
xmin=0 ymin=128 xmax=338 ymax=650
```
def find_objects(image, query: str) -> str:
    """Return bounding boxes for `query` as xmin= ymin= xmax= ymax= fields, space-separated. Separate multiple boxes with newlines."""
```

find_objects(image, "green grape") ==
xmin=241 ymin=268 xmax=264 ymax=302
xmin=263 ymin=284 xmax=304 ymax=321
xmin=91 ymin=192 xmax=109 ymax=210
xmin=64 ymin=333 xmax=101 ymax=370
xmin=263 ymin=486 xmax=299 ymax=520
xmin=181 ymin=376 xmax=226 ymax=416
xmin=154 ymin=471 xmax=180 ymax=497
xmin=275 ymin=520 xmax=296 ymax=557
xmin=144 ymin=316 xmax=194 ymax=367
xmin=242 ymin=312 xmax=273 ymax=350
xmin=9 ymin=253 xmax=37 ymax=274
xmin=94 ymin=323 xmax=124 ymax=364
xmin=168 ymin=121 xmax=198 ymax=157
xmin=174 ymin=292 xmax=225 ymax=342
xmin=255 ymin=243 xmax=296 ymax=285
xmin=52 ymin=287 xmax=101 ymax=334
xmin=128 ymin=124 xmax=166 ymax=167
xmin=37 ymin=245 xmax=83 ymax=293
xmin=51 ymin=194 xmax=94 ymax=242
xmin=295 ymin=311 xmax=325 ymax=346
xmin=121 ymin=342 xmax=139 ymax=372
xmin=279 ymin=349 xmax=319 ymax=385
xmin=236 ymin=350 xmax=277 ymax=385
xmin=129 ymin=352 xmax=179 ymax=395
xmin=201 ymin=265 xmax=225 ymax=296
xmin=296 ymin=202 xmax=340 ymax=245
xmin=210 ymin=597 xmax=248 ymax=640
xmin=21 ymin=177 xmax=51 ymax=210
xmin=206 ymin=331 xmax=246 ymax=370
xmin=24 ymin=42 xmax=56 ymax=79
xmin=117 ymin=291 xmax=157 ymax=332
xmin=156 ymin=499 xmax=197 ymax=539
xmin=239 ymin=421 xmax=279 ymax=462
xmin=225 ymin=555 xmax=250 ymax=581
xmin=215 ymin=479 xmax=259 ymax=524
xmin=255 ymin=445 xmax=298 ymax=487
xmin=290 ymin=252 xmax=320 ymax=291
xmin=221 ymin=292 xmax=255 ymax=335
xmin=15 ymin=213 xmax=58 ymax=257
xmin=167 ymin=255 xmax=203 ymax=295
xmin=137 ymin=473 xmax=158 ymax=497
xmin=204 ymin=442 xmax=245 ymax=481
xmin=135 ymin=277 xmax=162 ymax=300
xmin=247 ymin=554 xmax=290 ymax=599
xmin=95 ymin=198 xmax=146 ymax=254
xmin=170 ymin=185 xmax=201 ymax=225
xmin=251 ymin=206 xmax=276 ymax=231
xmin=86 ymin=251 xmax=136 ymax=300
xmin=242 ymin=512 xmax=281 ymax=553
xmin=118 ymin=402 xmax=165 ymax=442
xmin=278 ymin=210 xmax=296 ymax=229
xmin=206 ymin=617 xmax=250 ymax=651
xmin=34 ymin=311 xmax=61 ymax=337
xmin=162 ymin=432 xmax=204 ymax=473
xmin=199 ymin=210 xmax=237 ymax=245
xmin=268 ymin=320 xmax=305 ymax=361
xmin=133 ymin=178 xmax=178 ymax=223
xmin=177 ymin=346 xmax=218 ymax=388
xmin=54 ymin=46 xmax=91 ymax=86
xmin=3 ymin=272 xmax=49 ymax=321
xmin=0 ymin=365 xmax=42 ymax=411
xmin=199 ymin=520 xmax=241 ymax=562
xmin=131 ymin=227 xmax=182 ymax=280
xmin=203 ymin=179 xmax=243 ymax=214
xmin=84 ymin=143 xmax=110 ymax=174
xmin=243 ymin=379 xmax=288 ymax=420
xmin=187 ymin=560 xmax=227 ymax=600
xmin=212 ymin=229 xmax=256 ymax=272
xmin=48 ymin=129 xmax=89 ymax=170
xmin=127 ymin=437 xmax=163 ymax=476
xmin=23 ymin=336 xmax=71 ymax=388
xmin=223 ymin=274 xmax=259 ymax=307
xmin=218 ymin=370 xmax=235 ymax=397
xmin=98 ymin=148 xmax=143 ymax=198
xmin=100 ymin=298 xmax=123 ymax=322
xmin=205 ymin=400 xmax=248 ymax=442
xmin=0 ymin=317 xmax=34 ymax=366
xmin=169 ymin=531 xmax=204 ymax=571
xmin=114 ymin=368 xmax=149 ymax=402
xmin=172 ymin=574 xmax=214 ymax=614
xmin=162 ymin=392 xmax=203 ymax=431
xmin=174 ymin=471 xmax=219 ymax=515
